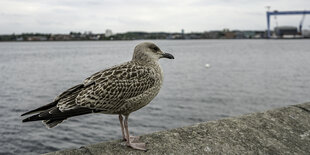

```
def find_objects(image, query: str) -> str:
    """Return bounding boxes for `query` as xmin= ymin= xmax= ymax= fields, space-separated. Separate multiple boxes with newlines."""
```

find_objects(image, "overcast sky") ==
xmin=0 ymin=0 xmax=309 ymax=34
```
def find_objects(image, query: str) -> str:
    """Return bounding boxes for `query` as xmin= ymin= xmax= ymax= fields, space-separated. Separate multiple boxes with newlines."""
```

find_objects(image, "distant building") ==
xmin=50 ymin=34 xmax=71 ymax=41
xmin=89 ymin=35 xmax=101 ymax=40
xmin=243 ymin=31 xmax=256 ymax=39
xmin=187 ymin=33 xmax=201 ymax=39
xmin=105 ymin=29 xmax=113 ymax=37
xmin=203 ymin=31 xmax=222 ymax=39
xmin=234 ymin=31 xmax=244 ymax=39
xmin=274 ymin=26 xmax=298 ymax=37
xmin=27 ymin=36 xmax=47 ymax=41
xmin=16 ymin=37 xmax=24 ymax=41
xmin=302 ymin=29 xmax=310 ymax=38
xmin=253 ymin=31 xmax=265 ymax=39
xmin=181 ymin=29 xmax=185 ymax=39
xmin=224 ymin=31 xmax=235 ymax=39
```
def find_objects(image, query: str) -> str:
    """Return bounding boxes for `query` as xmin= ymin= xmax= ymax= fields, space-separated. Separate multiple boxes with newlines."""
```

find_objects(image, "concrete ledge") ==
xmin=44 ymin=102 xmax=310 ymax=155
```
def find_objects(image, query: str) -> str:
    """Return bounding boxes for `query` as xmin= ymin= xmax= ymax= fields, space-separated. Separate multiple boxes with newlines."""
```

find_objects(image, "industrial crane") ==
xmin=299 ymin=14 xmax=306 ymax=34
xmin=266 ymin=10 xmax=310 ymax=38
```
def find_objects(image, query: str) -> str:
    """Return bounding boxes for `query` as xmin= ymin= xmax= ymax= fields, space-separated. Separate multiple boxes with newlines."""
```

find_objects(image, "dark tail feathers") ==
xmin=21 ymin=101 xmax=58 ymax=116
xmin=23 ymin=113 xmax=65 ymax=128
xmin=21 ymin=83 xmax=97 ymax=128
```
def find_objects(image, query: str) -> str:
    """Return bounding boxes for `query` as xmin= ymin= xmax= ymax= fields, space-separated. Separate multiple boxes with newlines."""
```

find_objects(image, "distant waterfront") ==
xmin=0 ymin=30 xmax=272 ymax=41
xmin=2 ymin=29 xmax=310 ymax=42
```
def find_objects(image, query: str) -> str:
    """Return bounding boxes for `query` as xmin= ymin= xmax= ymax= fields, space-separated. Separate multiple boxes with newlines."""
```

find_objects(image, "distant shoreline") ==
xmin=1 ymin=38 xmax=310 ymax=42
xmin=1 ymin=31 xmax=308 ymax=41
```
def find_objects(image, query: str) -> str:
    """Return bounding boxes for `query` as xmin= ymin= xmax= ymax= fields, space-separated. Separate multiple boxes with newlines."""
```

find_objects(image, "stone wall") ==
xmin=44 ymin=102 xmax=310 ymax=155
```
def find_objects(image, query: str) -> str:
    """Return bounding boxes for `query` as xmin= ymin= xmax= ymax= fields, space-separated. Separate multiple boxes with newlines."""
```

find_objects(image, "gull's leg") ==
xmin=119 ymin=114 xmax=126 ymax=141
xmin=119 ymin=114 xmax=140 ymax=142
xmin=124 ymin=115 xmax=146 ymax=151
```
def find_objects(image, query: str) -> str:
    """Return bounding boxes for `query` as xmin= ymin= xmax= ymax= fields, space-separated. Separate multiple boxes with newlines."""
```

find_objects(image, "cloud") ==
xmin=0 ymin=0 xmax=309 ymax=34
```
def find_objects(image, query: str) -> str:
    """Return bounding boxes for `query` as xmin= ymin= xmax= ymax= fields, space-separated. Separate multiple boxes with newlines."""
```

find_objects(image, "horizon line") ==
xmin=0 ymin=29 xmax=271 ymax=35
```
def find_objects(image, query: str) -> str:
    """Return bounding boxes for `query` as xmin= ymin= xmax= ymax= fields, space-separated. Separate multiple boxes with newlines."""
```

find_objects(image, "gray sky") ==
xmin=0 ymin=0 xmax=309 ymax=34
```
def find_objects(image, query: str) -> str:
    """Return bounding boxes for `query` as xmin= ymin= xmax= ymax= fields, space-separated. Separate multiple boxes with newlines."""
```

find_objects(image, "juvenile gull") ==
xmin=21 ymin=42 xmax=174 ymax=151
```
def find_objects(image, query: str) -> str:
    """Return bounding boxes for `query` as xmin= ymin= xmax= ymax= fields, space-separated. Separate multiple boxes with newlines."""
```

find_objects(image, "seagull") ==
xmin=21 ymin=42 xmax=174 ymax=151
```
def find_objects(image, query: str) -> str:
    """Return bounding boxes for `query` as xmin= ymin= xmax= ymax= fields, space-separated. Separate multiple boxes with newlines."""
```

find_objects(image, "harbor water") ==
xmin=1 ymin=40 xmax=310 ymax=154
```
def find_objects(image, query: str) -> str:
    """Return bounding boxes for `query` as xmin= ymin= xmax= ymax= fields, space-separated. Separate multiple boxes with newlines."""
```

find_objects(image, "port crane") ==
xmin=299 ymin=14 xmax=306 ymax=34
xmin=266 ymin=10 xmax=310 ymax=38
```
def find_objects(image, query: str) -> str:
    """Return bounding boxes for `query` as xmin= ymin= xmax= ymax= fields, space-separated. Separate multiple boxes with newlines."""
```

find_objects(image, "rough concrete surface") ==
xmin=44 ymin=102 xmax=310 ymax=155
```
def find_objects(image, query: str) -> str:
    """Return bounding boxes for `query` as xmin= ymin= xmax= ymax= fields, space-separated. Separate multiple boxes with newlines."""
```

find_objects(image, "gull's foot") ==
xmin=124 ymin=136 xmax=140 ymax=143
xmin=127 ymin=142 xmax=147 ymax=151
xmin=129 ymin=136 xmax=140 ymax=143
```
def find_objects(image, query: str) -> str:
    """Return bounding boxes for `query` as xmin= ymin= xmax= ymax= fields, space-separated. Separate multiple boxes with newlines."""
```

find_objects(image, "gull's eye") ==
xmin=152 ymin=47 xmax=159 ymax=51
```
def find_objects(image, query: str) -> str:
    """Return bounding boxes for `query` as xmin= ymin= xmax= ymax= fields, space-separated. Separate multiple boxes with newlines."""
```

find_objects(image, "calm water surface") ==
xmin=1 ymin=40 xmax=310 ymax=154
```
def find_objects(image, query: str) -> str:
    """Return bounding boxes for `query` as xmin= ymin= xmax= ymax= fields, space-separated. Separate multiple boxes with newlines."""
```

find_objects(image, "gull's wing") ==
xmin=21 ymin=83 xmax=98 ymax=128
xmin=73 ymin=62 xmax=157 ymax=113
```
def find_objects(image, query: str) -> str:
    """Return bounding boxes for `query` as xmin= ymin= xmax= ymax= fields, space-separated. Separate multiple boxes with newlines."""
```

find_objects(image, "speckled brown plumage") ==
xmin=57 ymin=61 xmax=161 ymax=115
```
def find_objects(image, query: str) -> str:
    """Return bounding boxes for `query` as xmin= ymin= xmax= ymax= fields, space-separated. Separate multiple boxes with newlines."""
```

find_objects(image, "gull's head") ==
xmin=132 ymin=42 xmax=174 ymax=63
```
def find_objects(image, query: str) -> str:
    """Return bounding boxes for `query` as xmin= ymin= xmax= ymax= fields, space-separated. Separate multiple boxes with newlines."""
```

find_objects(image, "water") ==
xmin=1 ymin=40 xmax=310 ymax=154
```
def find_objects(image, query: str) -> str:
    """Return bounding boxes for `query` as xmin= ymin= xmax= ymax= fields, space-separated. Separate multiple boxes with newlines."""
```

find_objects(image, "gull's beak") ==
xmin=161 ymin=53 xmax=174 ymax=59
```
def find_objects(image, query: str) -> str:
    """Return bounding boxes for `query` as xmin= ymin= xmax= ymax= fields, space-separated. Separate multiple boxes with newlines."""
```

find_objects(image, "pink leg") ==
xmin=124 ymin=115 xmax=147 ymax=151
xmin=119 ymin=114 xmax=126 ymax=141
xmin=119 ymin=114 xmax=140 ymax=142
